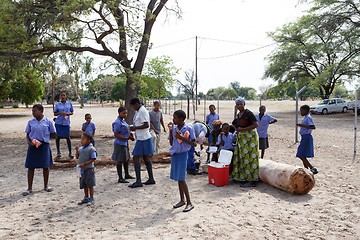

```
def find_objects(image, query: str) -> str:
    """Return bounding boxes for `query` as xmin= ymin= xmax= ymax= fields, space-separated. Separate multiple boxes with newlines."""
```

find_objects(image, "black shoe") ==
xmin=78 ymin=197 xmax=89 ymax=205
xmin=69 ymin=153 xmax=74 ymax=158
xmin=125 ymin=175 xmax=135 ymax=180
xmin=56 ymin=153 xmax=61 ymax=158
xmin=187 ymin=169 xmax=202 ymax=175
xmin=128 ymin=182 xmax=143 ymax=188
xmin=143 ymin=179 xmax=156 ymax=185
xmin=118 ymin=178 xmax=129 ymax=183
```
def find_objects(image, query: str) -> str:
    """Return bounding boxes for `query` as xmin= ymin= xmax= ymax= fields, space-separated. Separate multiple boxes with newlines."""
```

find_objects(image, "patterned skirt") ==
xmin=232 ymin=130 xmax=259 ymax=182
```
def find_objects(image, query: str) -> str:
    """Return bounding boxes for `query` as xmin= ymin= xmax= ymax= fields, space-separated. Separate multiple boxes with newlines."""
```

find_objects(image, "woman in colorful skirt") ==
xmin=23 ymin=104 xmax=56 ymax=196
xmin=231 ymin=97 xmax=259 ymax=188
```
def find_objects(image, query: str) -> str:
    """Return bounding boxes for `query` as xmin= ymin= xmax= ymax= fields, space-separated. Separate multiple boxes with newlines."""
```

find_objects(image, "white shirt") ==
xmin=133 ymin=106 xmax=152 ymax=140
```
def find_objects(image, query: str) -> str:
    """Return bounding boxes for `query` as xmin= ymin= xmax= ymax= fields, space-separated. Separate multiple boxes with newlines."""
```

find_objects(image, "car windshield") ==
xmin=318 ymin=100 xmax=330 ymax=105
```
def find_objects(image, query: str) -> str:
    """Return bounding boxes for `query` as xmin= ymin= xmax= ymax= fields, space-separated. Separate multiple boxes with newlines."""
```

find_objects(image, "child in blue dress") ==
xmin=296 ymin=105 xmax=318 ymax=174
xmin=82 ymin=113 xmax=96 ymax=146
xmin=168 ymin=110 xmax=196 ymax=212
xmin=112 ymin=107 xmax=135 ymax=183
xmin=54 ymin=92 xmax=74 ymax=158
xmin=23 ymin=104 xmax=56 ymax=196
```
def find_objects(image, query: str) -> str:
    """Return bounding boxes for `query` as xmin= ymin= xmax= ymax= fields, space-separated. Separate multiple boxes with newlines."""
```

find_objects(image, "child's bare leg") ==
xmin=27 ymin=168 xmax=35 ymax=191
xmin=84 ymin=188 xmax=89 ymax=198
xmin=179 ymin=181 xmax=192 ymax=206
xmin=261 ymin=149 xmax=265 ymax=159
xmin=89 ymin=187 xmax=94 ymax=199
xmin=299 ymin=157 xmax=313 ymax=169
xmin=42 ymin=167 xmax=50 ymax=189
xmin=177 ymin=181 xmax=185 ymax=204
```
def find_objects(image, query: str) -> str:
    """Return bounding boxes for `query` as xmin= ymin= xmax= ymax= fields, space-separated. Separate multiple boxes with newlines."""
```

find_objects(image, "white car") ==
xmin=310 ymin=98 xmax=348 ymax=114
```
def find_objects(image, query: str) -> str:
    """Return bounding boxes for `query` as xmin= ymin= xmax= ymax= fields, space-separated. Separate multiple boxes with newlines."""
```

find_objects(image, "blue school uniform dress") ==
xmin=25 ymin=116 xmax=56 ymax=168
xmin=112 ymin=117 xmax=131 ymax=162
xmin=206 ymin=113 xmax=219 ymax=143
xmin=218 ymin=133 xmax=235 ymax=151
xmin=296 ymin=114 xmax=315 ymax=158
xmin=132 ymin=106 xmax=154 ymax=156
xmin=169 ymin=124 xmax=195 ymax=181
xmin=82 ymin=122 xmax=96 ymax=138
xmin=53 ymin=101 xmax=74 ymax=137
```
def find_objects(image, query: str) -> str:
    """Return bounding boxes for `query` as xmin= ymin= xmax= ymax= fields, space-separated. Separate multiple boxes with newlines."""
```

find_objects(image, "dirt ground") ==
xmin=0 ymin=100 xmax=359 ymax=239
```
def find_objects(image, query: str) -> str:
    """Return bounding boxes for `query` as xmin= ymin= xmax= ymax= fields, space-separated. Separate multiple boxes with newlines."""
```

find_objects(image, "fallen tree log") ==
xmin=51 ymin=152 xmax=172 ymax=168
xmin=70 ymin=130 xmax=83 ymax=138
xmin=259 ymin=159 xmax=315 ymax=195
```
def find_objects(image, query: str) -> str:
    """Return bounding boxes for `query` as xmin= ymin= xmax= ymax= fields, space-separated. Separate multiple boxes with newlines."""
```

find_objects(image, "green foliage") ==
xmin=229 ymin=81 xmax=257 ymax=99
xmin=12 ymin=104 xmax=18 ymax=108
xmin=110 ymin=77 xmax=126 ymax=101
xmin=140 ymin=56 xmax=178 ymax=98
xmin=43 ymin=74 xmax=78 ymax=103
xmin=331 ymin=84 xmax=348 ymax=98
xmin=264 ymin=11 xmax=360 ymax=99
xmin=0 ymin=60 xmax=44 ymax=105
xmin=0 ymin=104 xmax=3 ymax=108
xmin=87 ymin=74 xmax=118 ymax=101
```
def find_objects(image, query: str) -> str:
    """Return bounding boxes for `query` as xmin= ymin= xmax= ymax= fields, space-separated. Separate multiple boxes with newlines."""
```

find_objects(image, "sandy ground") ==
xmin=0 ymin=100 xmax=359 ymax=239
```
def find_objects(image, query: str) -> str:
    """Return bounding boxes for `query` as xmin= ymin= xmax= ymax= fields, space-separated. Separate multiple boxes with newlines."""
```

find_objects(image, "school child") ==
xmin=149 ymin=101 xmax=166 ymax=154
xmin=82 ymin=113 xmax=96 ymax=146
xmin=255 ymin=106 xmax=277 ymax=159
xmin=218 ymin=123 xmax=235 ymax=151
xmin=296 ymin=105 xmax=318 ymax=175
xmin=76 ymin=133 xmax=97 ymax=205
xmin=168 ymin=110 xmax=196 ymax=212
xmin=187 ymin=121 xmax=210 ymax=175
xmin=205 ymin=104 xmax=220 ymax=144
xmin=129 ymin=98 xmax=155 ymax=188
xmin=54 ymin=92 xmax=74 ymax=158
xmin=112 ymin=107 xmax=135 ymax=183
xmin=206 ymin=120 xmax=222 ymax=163
xmin=23 ymin=104 xmax=56 ymax=196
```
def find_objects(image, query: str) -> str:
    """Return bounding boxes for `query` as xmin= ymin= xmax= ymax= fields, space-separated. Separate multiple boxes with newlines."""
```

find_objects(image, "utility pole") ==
xmin=195 ymin=36 xmax=198 ymax=111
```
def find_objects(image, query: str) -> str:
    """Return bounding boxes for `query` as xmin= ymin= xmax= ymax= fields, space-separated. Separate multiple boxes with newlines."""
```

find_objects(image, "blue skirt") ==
xmin=132 ymin=138 xmax=155 ymax=156
xmin=170 ymin=152 xmax=188 ymax=181
xmin=55 ymin=124 xmax=70 ymax=138
xmin=25 ymin=143 xmax=53 ymax=168
xmin=296 ymin=134 xmax=314 ymax=158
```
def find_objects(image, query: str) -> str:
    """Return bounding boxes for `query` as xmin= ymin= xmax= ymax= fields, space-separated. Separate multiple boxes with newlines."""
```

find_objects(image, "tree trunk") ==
xmin=124 ymin=71 xmax=138 ymax=124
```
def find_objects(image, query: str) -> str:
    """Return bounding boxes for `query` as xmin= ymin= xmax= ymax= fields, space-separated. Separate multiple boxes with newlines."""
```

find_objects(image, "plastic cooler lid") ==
xmin=218 ymin=150 xmax=233 ymax=165
xmin=208 ymin=162 xmax=227 ymax=168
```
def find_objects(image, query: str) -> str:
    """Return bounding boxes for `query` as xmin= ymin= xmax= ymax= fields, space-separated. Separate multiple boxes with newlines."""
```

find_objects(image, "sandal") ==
xmin=183 ymin=204 xmax=194 ymax=212
xmin=173 ymin=202 xmax=185 ymax=209
xmin=44 ymin=186 xmax=53 ymax=192
xmin=22 ymin=190 xmax=32 ymax=196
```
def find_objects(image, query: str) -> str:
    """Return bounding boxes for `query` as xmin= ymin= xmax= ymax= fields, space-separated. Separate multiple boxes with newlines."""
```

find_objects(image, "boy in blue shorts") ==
xmin=76 ymin=133 xmax=97 ymax=205
xmin=296 ymin=105 xmax=318 ymax=175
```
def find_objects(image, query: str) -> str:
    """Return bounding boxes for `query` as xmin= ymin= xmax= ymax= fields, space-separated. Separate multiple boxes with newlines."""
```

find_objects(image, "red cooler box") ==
xmin=208 ymin=150 xmax=233 ymax=187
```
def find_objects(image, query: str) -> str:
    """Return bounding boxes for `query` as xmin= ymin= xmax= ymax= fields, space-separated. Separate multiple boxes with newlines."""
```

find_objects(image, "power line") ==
xmin=197 ymin=36 xmax=265 ymax=46
xmin=151 ymin=37 xmax=194 ymax=49
xmin=198 ymin=43 xmax=276 ymax=60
